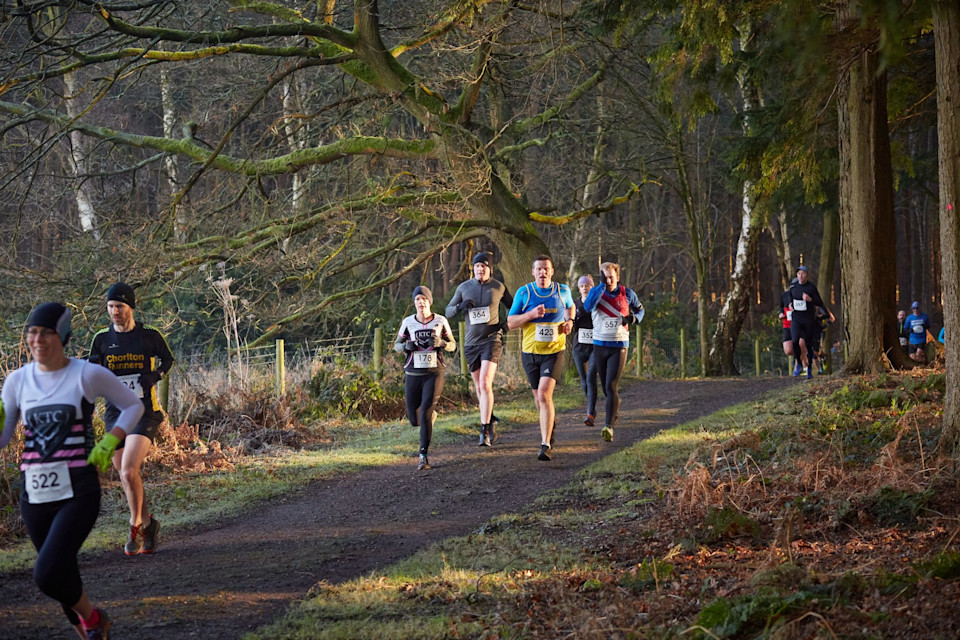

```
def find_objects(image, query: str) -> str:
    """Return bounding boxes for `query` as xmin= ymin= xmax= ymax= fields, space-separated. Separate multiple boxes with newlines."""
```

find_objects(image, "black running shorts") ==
xmin=521 ymin=351 xmax=565 ymax=389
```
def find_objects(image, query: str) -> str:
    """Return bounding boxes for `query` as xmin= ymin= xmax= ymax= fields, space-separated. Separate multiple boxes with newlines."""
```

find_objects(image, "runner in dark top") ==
xmin=788 ymin=266 xmax=834 ymax=379
xmin=445 ymin=252 xmax=513 ymax=446
xmin=88 ymin=283 xmax=174 ymax=556
xmin=2 ymin=302 xmax=143 ymax=639
xmin=395 ymin=286 xmax=457 ymax=470
xmin=572 ymin=275 xmax=598 ymax=427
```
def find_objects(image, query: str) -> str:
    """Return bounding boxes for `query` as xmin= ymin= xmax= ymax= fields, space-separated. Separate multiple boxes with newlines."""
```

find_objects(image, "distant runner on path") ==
xmin=507 ymin=254 xmax=575 ymax=462
xmin=395 ymin=286 xmax=457 ymax=471
xmin=445 ymin=251 xmax=513 ymax=447
xmin=583 ymin=262 xmax=644 ymax=442
xmin=788 ymin=266 xmax=833 ymax=379
xmin=88 ymin=282 xmax=174 ymax=556
xmin=2 ymin=302 xmax=143 ymax=640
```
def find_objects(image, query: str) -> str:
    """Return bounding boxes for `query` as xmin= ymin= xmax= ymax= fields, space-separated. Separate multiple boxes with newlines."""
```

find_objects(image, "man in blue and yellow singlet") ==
xmin=507 ymin=254 xmax=575 ymax=461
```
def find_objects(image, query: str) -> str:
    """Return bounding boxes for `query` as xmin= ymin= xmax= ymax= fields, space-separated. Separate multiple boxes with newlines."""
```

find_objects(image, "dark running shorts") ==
xmin=106 ymin=406 xmax=164 ymax=446
xmin=782 ymin=328 xmax=792 ymax=342
xmin=521 ymin=351 xmax=565 ymax=389
xmin=464 ymin=340 xmax=503 ymax=372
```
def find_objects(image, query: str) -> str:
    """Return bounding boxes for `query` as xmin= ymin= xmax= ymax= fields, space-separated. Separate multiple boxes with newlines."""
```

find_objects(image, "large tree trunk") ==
xmin=817 ymin=207 xmax=840 ymax=372
xmin=836 ymin=19 xmax=902 ymax=373
xmin=706 ymin=20 xmax=763 ymax=376
xmin=437 ymin=127 xmax=548 ymax=293
xmin=159 ymin=63 xmax=186 ymax=242
xmin=934 ymin=0 xmax=960 ymax=456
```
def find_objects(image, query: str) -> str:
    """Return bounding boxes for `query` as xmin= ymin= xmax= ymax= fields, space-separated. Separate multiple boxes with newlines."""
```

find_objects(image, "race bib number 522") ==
xmin=25 ymin=461 xmax=74 ymax=504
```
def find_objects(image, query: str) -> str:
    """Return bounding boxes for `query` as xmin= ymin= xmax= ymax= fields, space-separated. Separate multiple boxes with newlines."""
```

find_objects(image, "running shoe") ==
xmin=491 ymin=413 xmax=500 ymax=427
xmin=818 ymin=365 xmax=825 ymax=375
xmin=584 ymin=414 xmax=595 ymax=427
xmin=141 ymin=516 xmax=160 ymax=554
xmin=537 ymin=444 xmax=551 ymax=461
xmin=417 ymin=454 xmax=430 ymax=470
xmin=124 ymin=524 xmax=142 ymax=556
xmin=806 ymin=368 xmax=813 ymax=380
xmin=83 ymin=608 xmax=111 ymax=640
xmin=488 ymin=421 xmax=497 ymax=445
xmin=601 ymin=426 xmax=614 ymax=442
xmin=793 ymin=362 xmax=802 ymax=377
xmin=478 ymin=425 xmax=488 ymax=447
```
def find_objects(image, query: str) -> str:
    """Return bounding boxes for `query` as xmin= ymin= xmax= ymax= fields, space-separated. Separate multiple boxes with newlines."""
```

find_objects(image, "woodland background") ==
xmin=0 ymin=0 xmax=958 ymax=449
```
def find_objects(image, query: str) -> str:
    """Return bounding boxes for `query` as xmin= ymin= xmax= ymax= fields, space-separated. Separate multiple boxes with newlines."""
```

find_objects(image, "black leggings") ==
xmin=791 ymin=318 xmax=816 ymax=364
xmin=594 ymin=346 xmax=627 ymax=426
xmin=573 ymin=346 xmax=597 ymax=416
xmin=20 ymin=466 xmax=101 ymax=626
xmin=405 ymin=373 xmax=444 ymax=454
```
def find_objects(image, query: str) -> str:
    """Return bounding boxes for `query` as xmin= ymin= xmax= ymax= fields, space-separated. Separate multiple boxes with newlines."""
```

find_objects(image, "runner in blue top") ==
xmin=583 ymin=261 xmax=644 ymax=442
xmin=905 ymin=300 xmax=931 ymax=362
xmin=507 ymin=255 xmax=575 ymax=461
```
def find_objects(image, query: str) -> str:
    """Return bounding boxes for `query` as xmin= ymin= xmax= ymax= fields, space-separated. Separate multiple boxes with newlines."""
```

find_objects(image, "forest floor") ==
xmin=0 ymin=377 xmax=794 ymax=639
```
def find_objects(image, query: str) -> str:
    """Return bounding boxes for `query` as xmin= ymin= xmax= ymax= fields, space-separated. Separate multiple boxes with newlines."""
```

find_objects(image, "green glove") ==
xmin=87 ymin=432 xmax=121 ymax=472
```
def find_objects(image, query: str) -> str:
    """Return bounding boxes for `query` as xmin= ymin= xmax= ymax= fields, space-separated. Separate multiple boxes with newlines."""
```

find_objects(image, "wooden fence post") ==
xmin=275 ymin=339 xmax=285 ymax=397
xmin=755 ymin=338 xmax=761 ymax=377
xmin=680 ymin=327 xmax=686 ymax=379
xmin=373 ymin=327 xmax=383 ymax=377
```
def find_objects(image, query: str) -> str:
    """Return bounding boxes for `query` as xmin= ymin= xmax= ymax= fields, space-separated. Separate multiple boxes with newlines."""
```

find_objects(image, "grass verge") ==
xmin=244 ymin=370 xmax=960 ymax=640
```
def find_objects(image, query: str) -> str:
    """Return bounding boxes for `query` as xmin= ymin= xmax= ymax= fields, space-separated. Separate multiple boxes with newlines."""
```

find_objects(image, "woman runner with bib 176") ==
xmin=1 ymin=303 xmax=144 ymax=640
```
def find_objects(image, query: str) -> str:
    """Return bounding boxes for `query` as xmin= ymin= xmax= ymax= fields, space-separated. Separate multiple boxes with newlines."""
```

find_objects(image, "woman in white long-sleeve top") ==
xmin=394 ymin=286 xmax=456 ymax=470
xmin=1 ymin=302 xmax=143 ymax=639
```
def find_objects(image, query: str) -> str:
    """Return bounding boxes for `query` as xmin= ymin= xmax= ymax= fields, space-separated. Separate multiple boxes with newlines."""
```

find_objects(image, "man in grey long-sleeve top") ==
xmin=446 ymin=251 xmax=514 ymax=446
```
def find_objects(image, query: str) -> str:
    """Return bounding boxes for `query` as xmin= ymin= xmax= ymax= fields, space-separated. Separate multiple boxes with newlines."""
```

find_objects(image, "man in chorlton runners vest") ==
xmin=445 ymin=251 xmax=513 ymax=447
xmin=88 ymin=282 xmax=174 ymax=556
xmin=507 ymin=254 xmax=575 ymax=462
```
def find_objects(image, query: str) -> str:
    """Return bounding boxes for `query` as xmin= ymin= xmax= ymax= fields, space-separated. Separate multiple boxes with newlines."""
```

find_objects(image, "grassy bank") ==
xmin=246 ymin=371 xmax=960 ymax=640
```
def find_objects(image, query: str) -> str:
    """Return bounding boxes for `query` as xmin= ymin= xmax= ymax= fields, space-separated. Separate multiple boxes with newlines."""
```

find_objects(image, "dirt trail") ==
xmin=0 ymin=377 xmax=794 ymax=639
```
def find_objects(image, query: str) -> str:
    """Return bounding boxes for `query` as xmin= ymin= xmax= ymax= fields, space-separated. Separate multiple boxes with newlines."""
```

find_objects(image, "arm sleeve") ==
xmin=560 ymin=285 xmax=575 ymax=312
xmin=0 ymin=374 xmax=21 ymax=451
xmin=627 ymin=288 xmax=646 ymax=324
xmin=501 ymin=286 xmax=514 ymax=310
xmin=394 ymin=321 xmax=411 ymax=353
xmin=583 ymin=283 xmax=604 ymax=312
xmin=82 ymin=363 xmax=144 ymax=433
xmin=153 ymin=331 xmax=176 ymax=377
xmin=508 ymin=285 xmax=528 ymax=317
xmin=441 ymin=318 xmax=457 ymax=352
xmin=88 ymin=334 xmax=103 ymax=366
xmin=445 ymin=285 xmax=463 ymax=318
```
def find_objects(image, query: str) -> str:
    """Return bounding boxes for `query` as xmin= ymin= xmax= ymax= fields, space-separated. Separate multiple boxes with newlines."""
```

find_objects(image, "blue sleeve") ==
xmin=583 ymin=283 xmax=605 ymax=312
xmin=559 ymin=284 xmax=574 ymax=310
xmin=508 ymin=285 xmax=529 ymax=316
xmin=626 ymin=288 xmax=645 ymax=324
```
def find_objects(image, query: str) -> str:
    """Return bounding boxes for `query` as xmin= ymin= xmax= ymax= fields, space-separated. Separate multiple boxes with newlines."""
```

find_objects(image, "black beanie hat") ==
xmin=412 ymin=286 xmax=433 ymax=305
xmin=106 ymin=282 xmax=136 ymax=308
xmin=473 ymin=251 xmax=491 ymax=266
xmin=26 ymin=302 xmax=72 ymax=345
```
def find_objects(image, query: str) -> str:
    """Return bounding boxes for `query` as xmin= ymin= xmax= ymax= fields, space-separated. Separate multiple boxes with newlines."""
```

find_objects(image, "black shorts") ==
xmin=521 ymin=351 xmax=565 ymax=389
xmin=107 ymin=406 xmax=164 ymax=445
xmin=782 ymin=328 xmax=792 ymax=342
xmin=464 ymin=340 xmax=503 ymax=372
